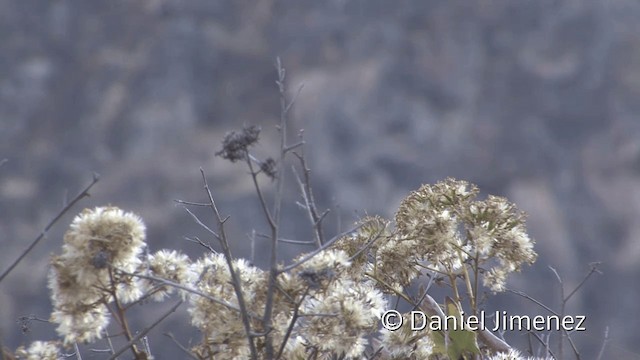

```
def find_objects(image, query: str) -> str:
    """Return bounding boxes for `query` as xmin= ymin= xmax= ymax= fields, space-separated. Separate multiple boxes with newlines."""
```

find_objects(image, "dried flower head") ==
xmin=489 ymin=349 xmax=548 ymax=360
xmin=14 ymin=341 xmax=61 ymax=360
xmin=391 ymin=178 xmax=536 ymax=293
xmin=260 ymin=157 xmax=277 ymax=180
xmin=216 ymin=125 xmax=261 ymax=162
xmin=144 ymin=249 xmax=192 ymax=301
xmin=378 ymin=318 xmax=435 ymax=359
xmin=188 ymin=253 xmax=268 ymax=358
xmin=48 ymin=206 xmax=147 ymax=344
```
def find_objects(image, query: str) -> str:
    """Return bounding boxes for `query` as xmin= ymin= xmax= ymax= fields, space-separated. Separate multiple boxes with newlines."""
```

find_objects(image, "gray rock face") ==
xmin=1 ymin=0 xmax=639 ymax=357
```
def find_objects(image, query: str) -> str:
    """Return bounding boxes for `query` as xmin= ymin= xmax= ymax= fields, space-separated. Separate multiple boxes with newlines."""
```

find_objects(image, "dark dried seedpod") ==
xmin=299 ymin=267 xmax=336 ymax=289
xmin=216 ymin=125 xmax=262 ymax=162
xmin=91 ymin=250 xmax=110 ymax=269
xmin=260 ymin=157 xmax=277 ymax=180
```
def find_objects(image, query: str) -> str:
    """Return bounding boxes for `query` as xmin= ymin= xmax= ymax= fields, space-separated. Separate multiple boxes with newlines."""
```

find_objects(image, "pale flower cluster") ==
xmin=289 ymin=250 xmax=386 ymax=359
xmin=145 ymin=249 xmax=192 ymax=301
xmin=388 ymin=178 xmax=537 ymax=293
xmin=48 ymin=206 xmax=146 ymax=344
xmin=14 ymin=341 xmax=61 ymax=360
xmin=377 ymin=317 xmax=435 ymax=359
xmin=187 ymin=249 xmax=387 ymax=359
xmin=31 ymin=176 xmax=539 ymax=359
xmin=489 ymin=349 xmax=549 ymax=360
xmin=188 ymin=253 xmax=267 ymax=359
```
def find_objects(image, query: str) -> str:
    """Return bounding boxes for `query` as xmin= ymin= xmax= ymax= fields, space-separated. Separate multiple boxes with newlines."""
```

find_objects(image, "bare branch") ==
xmin=199 ymin=168 xmax=259 ymax=359
xmin=292 ymin=145 xmax=327 ymax=247
xmin=180 ymin=206 xmax=220 ymax=240
xmin=262 ymin=56 xmax=294 ymax=358
xmin=506 ymin=289 xmax=560 ymax=317
xmin=183 ymin=236 xmax=217 ymax=254
xmin=0 ymin=173 xmax=100 ymax=284
xmin=283 ymin=141 xmax=304 ymax=154
xmin=284 ymin=83 xmax=305 ymax=114
xmin=108 ymin=300 xmax=183 ymax=360
xmin=565 ymin=262 xmax=601 ymax=303
xmin=119 ymin=269 xmax=260 ymax=320
xmin=275 ymin=288 xmax=309 ymax=359
xmin=596 ymin=326 xmax=609 ymax=360
xmin=255 ymin=232 xmax=316 ymax=245
xmin=278 ymin=222 xmax=368 ymax=274
xmin=164 ymin=333 xmax=199 ymax=360
xmin=174 ymin=199 xmax=211 ymax=207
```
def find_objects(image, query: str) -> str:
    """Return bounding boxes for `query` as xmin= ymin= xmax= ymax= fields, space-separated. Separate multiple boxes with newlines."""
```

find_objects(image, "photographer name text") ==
xmin=381 ymin=310 xmax=586 ymax=332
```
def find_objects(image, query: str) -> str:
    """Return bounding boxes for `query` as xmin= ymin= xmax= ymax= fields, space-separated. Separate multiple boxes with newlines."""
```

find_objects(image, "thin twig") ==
xmin=278 ymin=222 xmax=368 ymax=274
xmin=275 ymin=288 xmax=309 ymax=359
xmin=348 ymin=227 xmax=386 ymax=263
xmin=183 ymin=236 xmax=217 ymax=254
xmin=0 ymin=173 xmax=99 ymax=284
xmin=107 ymin=268 xmax=140 ymax=358
xmin=108 ymin=300 xmax=183 ymax=360
xmin=283 ymin=141 xmax=305 ymax=153
xmin=262 ymin=57 xmax=292 ymax=359
xmin=199 ymin=168 xmax=259 ymax=359
xmin=506 ymin=288 xmax=560 ymax=316
xmin=74 ymin=343 xmax=82 ymax=360
xmin=164 ymin=333 xmax=199 ymax=360
xmin=292 ymin=140 xmax=327 ymax=247
xmin=527 ymin=331 xmax=557 ymax=359
xmin=284 ymin=83 xmax=304 ymax=114
xmin=565 ymin=262 xmax=601 ymax=302
xmin=105 ymin=328 xmax=116 ymax=355
xmin=180 ymin=206 xmax=220 ymax=239
xmin=596 ymin=326 xmax=609 ymax=360
xmin=118 ymin=269 xmax=261 ymax=319
xmin=174 ymin=199 xmax=211 ymax=207
xmin=255 ymin=232 xmax=316 ymax=245
xmin=549 ymin=266 xmax=582 ymax=360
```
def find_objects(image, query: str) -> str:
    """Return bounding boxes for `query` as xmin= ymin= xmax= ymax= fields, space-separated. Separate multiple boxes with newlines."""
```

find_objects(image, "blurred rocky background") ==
xmin=1 ymin=0 xmax=639 ymax=358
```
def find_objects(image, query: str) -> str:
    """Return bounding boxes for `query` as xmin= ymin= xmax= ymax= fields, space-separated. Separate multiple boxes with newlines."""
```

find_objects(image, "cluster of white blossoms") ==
xmin=380 ymin=178 xmax=537 ymax=293
xmin=48 ymin=206 xmax=147 ymax=345
xmin=18 ymin=176 xmax=540 ymax=359
xmin=377 ymin=316 xmax=435 ymax=359
xmin=187 ymin=249 xmax=387 ymax=359
xmin=14 ymin=340 xmax=61 ymax=360
xmin=329 ymin=179 xmax=539 ymax=358
xmin=188 ymin=253 xmax=267 ymax=359
xmin=145 ymin=249 xmax=193 ymax=301
xmin=285 ymin=250 xmax=386 ymax=358
xmin=489 ymin=349 xmax=550 ymax=360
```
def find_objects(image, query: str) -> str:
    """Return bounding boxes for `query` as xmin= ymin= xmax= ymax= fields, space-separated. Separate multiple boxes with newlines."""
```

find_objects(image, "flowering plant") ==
xmin=5 ymin=60 xmax=589 ymax=360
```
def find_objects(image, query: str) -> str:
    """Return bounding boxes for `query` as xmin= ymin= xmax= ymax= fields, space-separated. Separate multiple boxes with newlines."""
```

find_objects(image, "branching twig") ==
xmin=292 ymin=137 xmax=327 ymax=247
xmin=262 ymin=57 xmax=299 ymax=358
xmin=183 ymin=235 xmax=217 ymax=254
xmin=108 ymin=300 xmax=183 ymax=360
xmin=596 ymin=326 xmax=609 ymax=360
xmin=118 ymin=269 xmax=261 ymax=320
xmin=0 ymin=173 xmax=99 ymax=284
xmin=164 ymin=333 xmax=199 ymax=360
xmin=275 ymin=288 xmax=309 ymax=359
xmin=506 ymin=288 xmax=559 ymax=317
xmin=564 ymin=262 xmax=601 ymax=303
xmin=199 ymin=168 xmax=259 ymax=359
xmin=278 ymin=222 xmax=368 ymax=274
